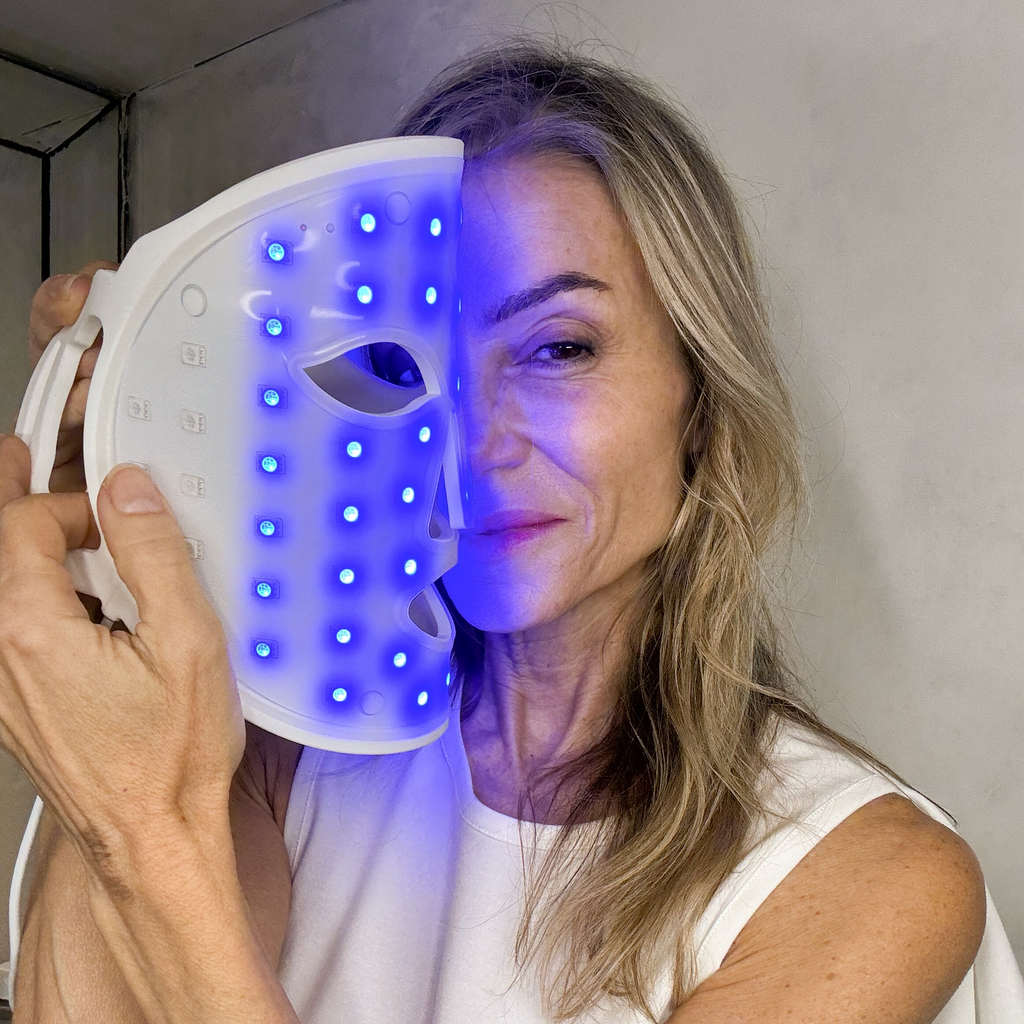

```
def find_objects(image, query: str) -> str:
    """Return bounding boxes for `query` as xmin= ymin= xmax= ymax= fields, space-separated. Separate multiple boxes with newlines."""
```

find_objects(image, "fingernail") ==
xmin=107 ymin=464 xmax=164 ymax=514
xmin=60 ymin=274 xmax=85 ymax=297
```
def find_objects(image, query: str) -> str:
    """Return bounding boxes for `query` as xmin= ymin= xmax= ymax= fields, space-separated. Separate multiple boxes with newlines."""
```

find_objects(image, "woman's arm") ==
xmin=78 ymin=809 xmax=299 ymax=1024
xmin=15 ymin=724 xmax=301 ymax=1024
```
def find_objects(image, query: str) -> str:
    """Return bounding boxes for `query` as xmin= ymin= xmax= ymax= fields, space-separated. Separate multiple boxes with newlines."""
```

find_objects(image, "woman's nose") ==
xmin=454 ymin=362 xmax=530 ymax=476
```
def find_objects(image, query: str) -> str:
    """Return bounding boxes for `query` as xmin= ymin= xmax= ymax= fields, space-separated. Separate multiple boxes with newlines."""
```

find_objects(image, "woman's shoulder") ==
xmin=233 ymin=720 xmax=305 ymax=833
xmin=757 ymin=713 xmax=957 ymax=831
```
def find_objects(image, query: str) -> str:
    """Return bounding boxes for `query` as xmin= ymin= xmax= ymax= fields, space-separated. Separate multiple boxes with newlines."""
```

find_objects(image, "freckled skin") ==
xmin=443 ymin=153 xmax=697 ymax=817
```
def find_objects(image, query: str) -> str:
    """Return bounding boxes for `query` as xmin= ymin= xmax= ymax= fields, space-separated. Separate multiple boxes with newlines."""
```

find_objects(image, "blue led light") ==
xmin=256 ymin=582 xmax=273 ymax=598
xmin=267 ymin=242 xmax=286 ymax=261
xmin=393 ymin=652 xmax=407 ymax=668
xmin=255 ymin=642 xmax=271 ymax=658
xmin=404 ymin=559 xmax=417 ymax=575
xmin=446 ymin=672 xmax=451 ymax=687
xmin=336 ymin=629 xmax=351 ymax=644
xmin=417 ymin=691 xmax=428 ymax=706
xmin=418 ymin=426 xmax=430 ymax=442
xmin=343 ymin=505 xmax=359 ymax=522
xmin=401 ymin=487 xmax=414 ymax=503
xmin=430 ymin=218 xmax=441 ymax=236
xmin=266 ymin=318 xmax=283 ymax=336
xmin=262 ymin=389 xmax=280 ymax=407
xmin=259 ymin=519 xmax=276 ymax=537
xmin=360 ymin=213 xmax=376 ymax=232
xmin=261 ymin=455 xmax=279 ymax=473
xmin=357 ymin=285 xmax=373 ymax=304
xmin=332 ymin=687 xmax=348 ymax=702
xmin=346 ymin=441 xmax=362 ymax=458
xmin=339 ymin=568 xmax=354 ymax=584
xmin=425 ymin=287 xmax=437 ymax=305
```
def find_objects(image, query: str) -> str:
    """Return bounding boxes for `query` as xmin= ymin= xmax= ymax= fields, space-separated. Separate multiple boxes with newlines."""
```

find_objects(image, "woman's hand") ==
xmin=0 ymin=435 xmax=246 ymax=893
xmin=23 ymin=260 xmax=118 ymax=493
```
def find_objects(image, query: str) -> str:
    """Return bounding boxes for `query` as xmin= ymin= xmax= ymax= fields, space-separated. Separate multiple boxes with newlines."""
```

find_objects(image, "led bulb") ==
xmin=404 ymin=559 xmax=417 ymax=575
xmin=332 ymin=687 xmax=348 ymax=702
xmin=259 ymin=519 xmax=276 ymax=537
xmin=262 ymin=389 xmax=280 ymax=407
xmin=261 ymin=455 xmax=279 ymax=473
xmin=401 ymin=487 xmax=414 ymax=503
xmin=357 ymin=285 xmax=373 ymax=304
xmin=425 ymin=287 xmax=437 ymax=305
xmin=417 ymin=691 xmax=428 ymax=706
xmin=336 ymin=629 xmax=351 ymax=644
xmin=255 ymin=642 xmax=271 ymax=658
xmin=265 ymin=318 xmax=283 ymax=336
xmin=446 ymin=672 xmax=451 ymax=687
xmin=418 ymin=426 xmax=430 ymax=442
xmin=267 ymin=242 xmax=286 ymax=261
xmin=256 ymin=582 xmax=273 ymax=598
xmin=393 ymin=652 xmax=407 ymax=668
xmin=339 ymin=569 xmax=355 ymax=584
xmin=430 ymin=218 xmax=441 ymax=236
xmin=346 ymin=441 xmax=362 ymax=458
xmin=360 ymin=213 xmax=376 ymax=232
xmin=343 ymin=505 xmax=359 ymax=522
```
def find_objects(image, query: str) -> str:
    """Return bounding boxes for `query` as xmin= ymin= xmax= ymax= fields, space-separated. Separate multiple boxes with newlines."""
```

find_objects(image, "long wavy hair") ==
xmin=395 ymin=38 xmax=938 ymax=1023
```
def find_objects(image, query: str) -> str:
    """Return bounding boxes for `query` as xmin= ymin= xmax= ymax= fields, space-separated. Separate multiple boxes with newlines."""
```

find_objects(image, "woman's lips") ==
xmin=471 ymin=518 xmax=564 ymax=552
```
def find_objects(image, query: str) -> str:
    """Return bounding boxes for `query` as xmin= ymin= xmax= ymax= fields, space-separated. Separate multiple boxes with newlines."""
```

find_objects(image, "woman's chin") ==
xmin=441 ymin=563 xmax=555 ymax=634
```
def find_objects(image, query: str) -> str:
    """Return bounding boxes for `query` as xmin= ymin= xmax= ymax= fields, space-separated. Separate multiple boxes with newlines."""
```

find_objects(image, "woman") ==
xmin=2 ymin=39 xmax=993 ymax=1024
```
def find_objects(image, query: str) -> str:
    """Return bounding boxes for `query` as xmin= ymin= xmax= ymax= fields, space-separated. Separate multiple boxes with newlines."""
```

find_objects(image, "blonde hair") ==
xmin=395 ymin=38 xmax=940 ymax=1022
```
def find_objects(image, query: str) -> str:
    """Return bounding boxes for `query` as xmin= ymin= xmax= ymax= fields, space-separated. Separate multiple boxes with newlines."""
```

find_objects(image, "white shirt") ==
xmin=277 ymin=703 xmax=1024 ymax=1023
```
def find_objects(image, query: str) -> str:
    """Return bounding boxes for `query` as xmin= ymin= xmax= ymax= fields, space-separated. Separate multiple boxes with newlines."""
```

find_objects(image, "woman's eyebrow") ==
xmin=482 ymin=271 xmax=610 ymax=325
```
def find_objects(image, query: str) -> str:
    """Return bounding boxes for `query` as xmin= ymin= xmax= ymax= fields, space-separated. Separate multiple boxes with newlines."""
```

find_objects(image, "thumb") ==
xmin=97 ymin=464 xmax=215 ymax=634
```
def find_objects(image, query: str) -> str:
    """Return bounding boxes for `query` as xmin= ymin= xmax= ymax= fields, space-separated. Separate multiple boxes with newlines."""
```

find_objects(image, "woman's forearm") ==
xmin=79 ymin=816 xmax=300 ymax=1024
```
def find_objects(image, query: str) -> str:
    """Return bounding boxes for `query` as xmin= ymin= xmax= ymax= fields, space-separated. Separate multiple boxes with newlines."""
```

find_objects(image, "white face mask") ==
xmin=17 ymin=136 xmax=474 ymax=754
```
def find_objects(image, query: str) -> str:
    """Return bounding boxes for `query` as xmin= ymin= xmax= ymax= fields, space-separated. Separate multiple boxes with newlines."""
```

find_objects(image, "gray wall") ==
xmin=2 ymin=0 xmax=1021 ymax=972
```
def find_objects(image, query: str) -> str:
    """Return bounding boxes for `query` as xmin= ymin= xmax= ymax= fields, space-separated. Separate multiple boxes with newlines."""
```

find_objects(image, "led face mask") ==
xmin=16 ymin=136 xmax=473 ymax=754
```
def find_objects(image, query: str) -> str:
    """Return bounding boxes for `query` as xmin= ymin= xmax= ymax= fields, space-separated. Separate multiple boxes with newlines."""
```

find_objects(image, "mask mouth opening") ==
xmin=301 ymin=341 xmax=428 ymax=414
xmin=408 ymin=586 xmax=454 ymax=644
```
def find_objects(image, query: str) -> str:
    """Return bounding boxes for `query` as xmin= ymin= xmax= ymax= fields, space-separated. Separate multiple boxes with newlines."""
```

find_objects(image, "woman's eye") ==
xmin=531 ymin=340 xmax=595 ymax=364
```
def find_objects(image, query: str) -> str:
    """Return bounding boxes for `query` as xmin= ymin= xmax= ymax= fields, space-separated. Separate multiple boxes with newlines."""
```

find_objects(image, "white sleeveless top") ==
xmin=276 ymin=704 xmax=1024 ymax=1023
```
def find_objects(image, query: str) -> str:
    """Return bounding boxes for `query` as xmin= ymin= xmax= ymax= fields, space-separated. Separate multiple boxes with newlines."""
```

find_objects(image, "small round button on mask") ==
xmin=181 ymin=284 xmax=207 ymax=316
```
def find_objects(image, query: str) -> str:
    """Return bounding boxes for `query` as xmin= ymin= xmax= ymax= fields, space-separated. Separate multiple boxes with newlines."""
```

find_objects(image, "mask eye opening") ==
xmin=302 ymin=342 xmax=427 ymax=414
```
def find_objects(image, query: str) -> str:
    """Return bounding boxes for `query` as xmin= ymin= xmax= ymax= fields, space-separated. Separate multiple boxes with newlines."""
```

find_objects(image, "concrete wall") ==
xmin=3 ymin=0 xmax=1022 ymax=972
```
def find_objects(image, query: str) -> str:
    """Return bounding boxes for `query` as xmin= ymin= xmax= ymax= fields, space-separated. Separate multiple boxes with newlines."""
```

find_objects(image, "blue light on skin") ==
xmin=418 ymin=426 xmax=430 ymax=442
xmin=357 ymin=285 xmax=373 ymax=304
xmin=261 ymin=455 xmax=278 ymax=473
xmin=332 ymin=687 xmax=348 ymax=702
xmin=343 ymin=505 xmax=358 ymax=522
xmin=404 ymin=559 xmax=417 ymax=575
xmin=402 ymin=487 xmax=414 ymax=503
xmin=256 ymin=582 xmax=273 ymax=598
xmin=425 ymin=287 xmax=437 ymax=305
xmin=339 ymin=569 xmax=354 ymax=584
xmin=430 ymin=218 xmax=441 ymax=236
xmin=262 ymin=389 xmax=280 ymax=407
xmin=346 ymin=441 xmax=362 ymax=457
xmin=360 ymin=213 xmax=376 ymax=232
xmin=393 ymin=652 xmax=407 ymax=668
xmin=259 ymin=519 xmax=276 ymax=537
xmin=336 ymin=629 xmax=351 ymax=644
xmin=266 ymin=318 xmax=284 ymax=337
xmin=417 ymin=691 xmax=428 ymax=706
xmin=267 ymin=242 xmax=286 ymax=261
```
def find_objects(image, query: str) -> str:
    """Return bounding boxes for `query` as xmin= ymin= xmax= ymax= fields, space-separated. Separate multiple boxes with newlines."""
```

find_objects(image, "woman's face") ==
xmin=442 ymin=152 xmax=696 ymax=634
